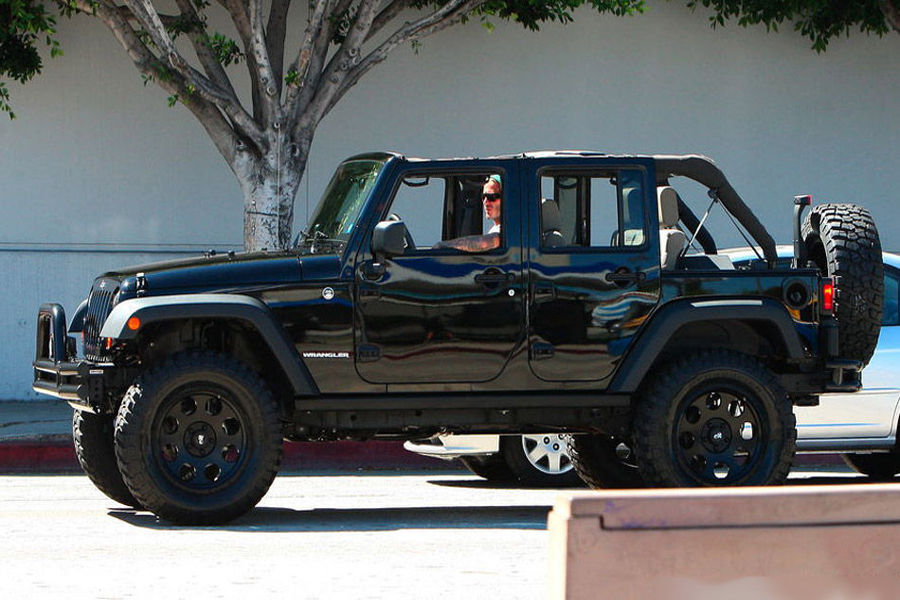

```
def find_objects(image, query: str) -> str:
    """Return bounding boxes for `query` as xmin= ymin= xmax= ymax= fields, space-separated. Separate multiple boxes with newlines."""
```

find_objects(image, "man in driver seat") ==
xmin=434 ymin=174 xmax=502 ymax=252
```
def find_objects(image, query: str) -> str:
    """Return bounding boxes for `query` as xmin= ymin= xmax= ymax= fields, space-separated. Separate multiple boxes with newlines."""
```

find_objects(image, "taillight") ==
xmin=822 ymin=280 xmax=834 ymax=314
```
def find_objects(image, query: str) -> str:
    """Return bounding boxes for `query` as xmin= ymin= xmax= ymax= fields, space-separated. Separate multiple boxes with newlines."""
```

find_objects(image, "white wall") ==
xmin=1 ymin=1 xmax=898 ymax=398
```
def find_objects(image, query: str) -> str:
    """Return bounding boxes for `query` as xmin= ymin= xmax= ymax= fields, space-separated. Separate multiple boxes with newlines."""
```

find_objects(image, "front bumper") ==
xmin=32 ymin=303 xmax=112 ymax=411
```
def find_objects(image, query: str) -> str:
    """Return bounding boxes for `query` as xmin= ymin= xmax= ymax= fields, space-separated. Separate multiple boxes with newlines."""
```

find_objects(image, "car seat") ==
xmin=658 ymin=186 xmax=686 ymax=270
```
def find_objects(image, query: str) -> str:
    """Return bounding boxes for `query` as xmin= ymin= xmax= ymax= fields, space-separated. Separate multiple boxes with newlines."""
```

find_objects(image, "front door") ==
xmin=354 ymin=160 xmax=525 ymax=384
xmin=526 ymin=158 xmax=662 ymax=383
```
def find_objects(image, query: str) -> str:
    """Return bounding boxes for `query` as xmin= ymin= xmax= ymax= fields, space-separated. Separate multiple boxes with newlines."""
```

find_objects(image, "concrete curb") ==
xmin=0 ymin=436 xmax=459 ymax=474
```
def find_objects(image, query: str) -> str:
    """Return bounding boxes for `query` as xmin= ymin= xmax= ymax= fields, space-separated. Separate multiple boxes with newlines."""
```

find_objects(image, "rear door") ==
xmin=525 ymin=157 xmax=661 ymax=383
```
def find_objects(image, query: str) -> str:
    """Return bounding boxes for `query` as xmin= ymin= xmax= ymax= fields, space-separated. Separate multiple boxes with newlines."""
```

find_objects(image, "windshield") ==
xmin=300 ymin=159 xmax=384 ymax=252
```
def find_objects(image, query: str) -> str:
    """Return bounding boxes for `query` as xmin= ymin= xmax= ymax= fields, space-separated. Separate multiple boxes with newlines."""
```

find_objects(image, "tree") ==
xmin=686 ymin=1 xmax=899 ymax=51
xmin=1 ymin=0 xmax=898 ymax=250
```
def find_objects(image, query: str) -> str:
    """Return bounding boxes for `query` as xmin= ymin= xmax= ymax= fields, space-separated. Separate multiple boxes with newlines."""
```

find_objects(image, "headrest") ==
xmin=622 ymin=187 xmax=642 ymax=224
xmin=541 ymin=198 xmax=561 ymax=231
xmin=657 ymin=187 xmax=679 ymax=228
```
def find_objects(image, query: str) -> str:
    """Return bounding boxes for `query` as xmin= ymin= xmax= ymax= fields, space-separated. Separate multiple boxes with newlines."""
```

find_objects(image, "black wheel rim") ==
xmin=672 ymin=386 xmax=764 ymax=485
xmin=151 ymin=383 xmax=249 ymax=492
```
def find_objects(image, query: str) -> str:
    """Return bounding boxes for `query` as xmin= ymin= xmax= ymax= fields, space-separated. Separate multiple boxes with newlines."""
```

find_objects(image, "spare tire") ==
xmin=802 ymin=203 xmax=883 ymax=365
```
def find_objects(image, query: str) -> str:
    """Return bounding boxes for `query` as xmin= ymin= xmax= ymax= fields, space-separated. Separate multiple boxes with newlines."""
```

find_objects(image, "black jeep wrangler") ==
xmin=34 ymin=152 xmax=883 ymax=524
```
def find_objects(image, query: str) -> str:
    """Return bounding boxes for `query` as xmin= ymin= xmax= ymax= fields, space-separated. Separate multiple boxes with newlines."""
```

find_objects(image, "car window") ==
xmin=385 ymin=172 xmax=504 ymax=253
xmin=388 ymin=176 xmax=445 ymax=248
xmin=538 ymin=169 xmax=645 ymax=249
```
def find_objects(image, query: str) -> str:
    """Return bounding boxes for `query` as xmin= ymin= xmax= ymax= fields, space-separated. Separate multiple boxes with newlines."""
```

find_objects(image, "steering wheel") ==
xmin=387 ymin=213 xmax=416 ymax=250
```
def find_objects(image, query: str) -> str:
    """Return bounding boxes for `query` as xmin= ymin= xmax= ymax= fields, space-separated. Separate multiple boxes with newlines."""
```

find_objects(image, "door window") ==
xmin=385 ymin=172 xmax=505 ymax=253
xmin=538 ymin=169 xmax=645 ymax=249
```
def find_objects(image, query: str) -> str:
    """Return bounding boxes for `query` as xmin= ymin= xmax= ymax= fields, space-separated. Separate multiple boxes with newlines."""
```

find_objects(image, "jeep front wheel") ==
xmin=633 ymin=350 xmax=796 ymax=487
xmin=73 ymin=410 xmax=141 ymax=508
xmin=114 ymin=352 xmax=283 ymax=524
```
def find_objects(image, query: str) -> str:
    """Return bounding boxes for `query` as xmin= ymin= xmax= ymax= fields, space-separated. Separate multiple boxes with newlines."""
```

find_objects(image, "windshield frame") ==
xmin=299 ymin=156 xmax=389 ymax=255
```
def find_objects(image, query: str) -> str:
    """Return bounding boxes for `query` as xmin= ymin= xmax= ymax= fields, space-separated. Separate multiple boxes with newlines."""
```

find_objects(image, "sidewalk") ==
xmin=0 ymin=400 xmax=456 ymax=473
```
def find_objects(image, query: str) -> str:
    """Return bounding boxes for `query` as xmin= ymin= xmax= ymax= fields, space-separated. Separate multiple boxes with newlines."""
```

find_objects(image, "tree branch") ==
xmin=299 ymin=0 xmax=384 ymax=129
xmin=77 ymin=0 xmax=243 ymax=165
xmin=169 ymin=0 xmax=237 ymax=99
xmin=266 ymin=0 xmax=292 ymax=96
xmin=217 ymin=0 xmax=279 ymax=125
xmin=105 ymin=0 xmax=266 ymax=151
xmin=880 ymin=0 xmax=900 ymax=32
xmin=284 ymin=0 xmax=337 ymax=120
xmin=320 ymin=0 xmax=482 ymax=121
xmin=366 ymin=0 xmax=409 ymax=43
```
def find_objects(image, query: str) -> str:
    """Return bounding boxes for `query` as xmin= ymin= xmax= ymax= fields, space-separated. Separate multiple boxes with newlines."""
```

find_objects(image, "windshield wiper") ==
xmin=294 ymin=229 xmax=345 ymax=253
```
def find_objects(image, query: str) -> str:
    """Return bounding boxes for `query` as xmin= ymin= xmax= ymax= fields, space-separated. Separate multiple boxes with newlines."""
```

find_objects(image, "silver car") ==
xmin=405 ymin=250 xmax=900 ymax=484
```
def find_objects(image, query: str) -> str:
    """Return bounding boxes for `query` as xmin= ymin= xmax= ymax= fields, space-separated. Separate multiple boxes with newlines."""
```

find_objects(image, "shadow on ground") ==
xmin=426 ymin=477 xmax=586 ymax=490
xmin=108 ymin=504 xmax=550 ymax=532
xmin=426 ymin=475 xmax=874 ymax=489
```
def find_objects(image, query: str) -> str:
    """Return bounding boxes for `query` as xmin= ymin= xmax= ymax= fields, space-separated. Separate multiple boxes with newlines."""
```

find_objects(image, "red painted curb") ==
xmin=0 ymin=438 xmax=842 ymax=474
xmin=0 ymin=442 xmax=79 ymax=473
xmin=0 ymin=439 xmax=457 ymax=474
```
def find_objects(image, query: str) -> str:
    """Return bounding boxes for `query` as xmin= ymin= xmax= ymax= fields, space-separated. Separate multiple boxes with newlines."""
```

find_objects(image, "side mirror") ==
xmin=371 ymin=220 xmax=407 ymax=262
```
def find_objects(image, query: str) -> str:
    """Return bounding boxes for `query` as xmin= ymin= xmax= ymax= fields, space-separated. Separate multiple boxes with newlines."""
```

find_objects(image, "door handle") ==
xmin=604 ymin=270 xmax=646 ymax=286
xmin=533 ymin=282 xmax=555 ymax=299
xmin=474 ymin=268 xmax=514 ymax=287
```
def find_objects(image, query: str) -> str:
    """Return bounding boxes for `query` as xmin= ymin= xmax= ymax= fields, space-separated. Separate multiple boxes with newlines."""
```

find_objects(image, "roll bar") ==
xmin=654 ymin=155 xmax=777 ymax=263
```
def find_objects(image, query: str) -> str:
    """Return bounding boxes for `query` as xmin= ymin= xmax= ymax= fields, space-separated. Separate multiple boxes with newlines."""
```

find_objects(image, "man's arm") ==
xmin=433 ymin=233 xmax=500 ymax=252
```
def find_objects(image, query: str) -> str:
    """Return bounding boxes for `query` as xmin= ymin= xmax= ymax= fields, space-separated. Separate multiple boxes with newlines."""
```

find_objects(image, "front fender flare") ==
xmin=100 ymin=294 xmax=318 ymax=395
xmin=607 ymin=298 xmax=807 ymax=394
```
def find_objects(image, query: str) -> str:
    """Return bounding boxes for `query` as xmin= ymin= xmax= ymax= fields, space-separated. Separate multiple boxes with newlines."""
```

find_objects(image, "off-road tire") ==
xmin=566 ymin=434 xmax=644 ymax=489
xmin=842 ymin=451 xmax=900 ymax=481
xmin=114 ymin=352 xmax=283 ymax=525
xmin=633 ymin=350 xmax=796 ymax=487
xmin=802 ymin=203 xmax=883 ymax=366
xmin=500 ymin=434 xmax=583 ymax=487
xmin=73 ymin=410 xmax=141 ymax=508
xmin=459 ymin=454 xmax=516 ymax=481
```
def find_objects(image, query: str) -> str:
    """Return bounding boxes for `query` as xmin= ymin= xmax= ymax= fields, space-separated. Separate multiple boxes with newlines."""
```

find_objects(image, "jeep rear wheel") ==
xmin=73 ymin=410 xmax=141 ymax=508
xmin=114 ymin=352 xmax=283 ymax=524
xmin=803 ymin=203 xmax=883 ymax=366
xmin=633 ymin=350 xmax=796 ymax=487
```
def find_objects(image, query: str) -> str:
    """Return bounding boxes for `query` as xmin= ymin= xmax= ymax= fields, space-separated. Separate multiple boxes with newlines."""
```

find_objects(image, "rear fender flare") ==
xmin=100 ymin=294 xmax=318 ymax=395
xmin=608 ymin=298 xmax=807 ymax=394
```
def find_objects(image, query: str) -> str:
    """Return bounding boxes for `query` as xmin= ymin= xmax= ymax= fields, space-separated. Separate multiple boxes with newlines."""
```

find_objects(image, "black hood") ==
xmin=101 ymin=251 xmax=341 ymax=296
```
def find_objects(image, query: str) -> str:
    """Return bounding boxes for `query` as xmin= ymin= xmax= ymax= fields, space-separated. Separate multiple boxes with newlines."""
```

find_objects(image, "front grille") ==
xmin=82 ymin=277 xmax=119 ymax=361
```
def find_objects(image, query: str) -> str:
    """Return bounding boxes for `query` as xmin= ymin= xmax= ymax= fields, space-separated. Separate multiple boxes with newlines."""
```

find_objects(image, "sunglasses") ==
xmin=482 ymin=193 xmax=502 ymax=202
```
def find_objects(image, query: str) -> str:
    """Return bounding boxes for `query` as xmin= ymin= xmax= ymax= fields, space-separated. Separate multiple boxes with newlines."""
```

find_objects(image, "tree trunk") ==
xmin=239 ymin=144 xmax=306 ymax=252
